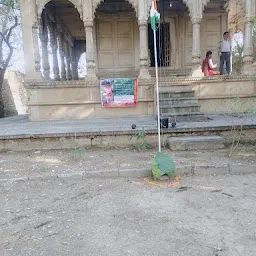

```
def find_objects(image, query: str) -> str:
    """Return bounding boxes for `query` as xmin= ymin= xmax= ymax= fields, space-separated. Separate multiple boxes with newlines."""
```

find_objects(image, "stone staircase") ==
xmin=159 ymin=83 xmax=205 ymax=122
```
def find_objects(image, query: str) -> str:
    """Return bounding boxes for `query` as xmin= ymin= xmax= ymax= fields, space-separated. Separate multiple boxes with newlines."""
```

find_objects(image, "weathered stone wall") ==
xmin=1 ymin=71 xmax=27 ymax=117
xmin=192 ymin=78 xmax=256 ymax=114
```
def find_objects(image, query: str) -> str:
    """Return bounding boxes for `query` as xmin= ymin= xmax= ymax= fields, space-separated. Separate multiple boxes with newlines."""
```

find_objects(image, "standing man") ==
xmin=218 ymin=32 xmax=232 ymax=75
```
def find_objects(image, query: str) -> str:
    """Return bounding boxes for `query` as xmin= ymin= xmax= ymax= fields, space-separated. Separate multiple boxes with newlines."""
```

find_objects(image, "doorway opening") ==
xmin=148 ymin=23 xmax=170 ymax=67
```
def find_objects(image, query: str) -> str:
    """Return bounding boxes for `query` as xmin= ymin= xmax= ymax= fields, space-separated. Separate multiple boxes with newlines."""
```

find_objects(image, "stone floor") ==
xmin=0 ymin=114 xmax=255 ymax=138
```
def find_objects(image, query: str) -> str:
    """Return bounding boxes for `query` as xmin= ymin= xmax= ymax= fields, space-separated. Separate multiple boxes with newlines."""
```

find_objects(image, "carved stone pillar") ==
xmin=70 ymin=46 xmax=78 ymax=80
xmin=39 ymin=12 xmax=50 ymax=79
xmin=84 ymin=22 xmax=97 ymax=81
xmin=191 ymin=17 xmax=203 ymax=77
xmin=32 ymin=22 xmax=41 ymax=74
xmin=58 ymin=34 xmax=66 ymax=81
xmin=65 ymin=41 xmax=72 ymax=80
xmin=242 ymin=19 xmax=256 ymax=75
xmin=138 ymin=20 xmax=151 ymax=80
xmin=191 ymin=18 xmax=201 ymax=65
xmin=169 ymin=18 xmax=177 ymax=68
xmin=242 ymin=0 xmax=256 ymax=75
xmin=20 ymin=0 xmax=41 ymax=80
xmin=49 ymin=21 xmax=60 ymax=81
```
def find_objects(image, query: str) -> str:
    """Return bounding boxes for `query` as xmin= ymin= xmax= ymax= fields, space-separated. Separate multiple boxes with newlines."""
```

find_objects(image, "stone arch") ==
xmin=146 ymin=0 xmax=191 ymax=16
xmin=36 ymin=0 xmax=83 ymax=19
xmin=93 ymin=0 xmax=137 ymax=18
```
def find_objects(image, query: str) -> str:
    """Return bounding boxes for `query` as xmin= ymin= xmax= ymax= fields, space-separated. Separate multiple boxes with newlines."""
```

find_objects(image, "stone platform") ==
xmin=0 ymin=114 xmax=255 ymax=151
xmin=26 ymin=76 xmax=256 ymax=121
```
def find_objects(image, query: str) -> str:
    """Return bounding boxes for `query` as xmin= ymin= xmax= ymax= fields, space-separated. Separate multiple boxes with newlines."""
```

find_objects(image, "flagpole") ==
xmin=153 ymin=29 xmax=161 ymax=152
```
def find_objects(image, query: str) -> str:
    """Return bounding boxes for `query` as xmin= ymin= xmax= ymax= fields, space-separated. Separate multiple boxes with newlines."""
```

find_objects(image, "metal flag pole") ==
xmin=150 ymin=0 xmax=161 ymax=152
xmin=153 ymin=29 xmax=161 ymax=152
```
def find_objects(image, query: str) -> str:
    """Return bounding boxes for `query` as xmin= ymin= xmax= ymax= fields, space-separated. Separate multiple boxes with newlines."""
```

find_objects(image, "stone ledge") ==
xmin=25 ymin=75 xmax=256 ymax=88
xmin=198 ymin=95 xmax=256 ymax=100
xmin=0 ymin=164 xmax=255 ymax=183
xmin=0 ymin=124 xmax=255 ymax=140
xmin=27 ymin=99 xmax=154 ymax=106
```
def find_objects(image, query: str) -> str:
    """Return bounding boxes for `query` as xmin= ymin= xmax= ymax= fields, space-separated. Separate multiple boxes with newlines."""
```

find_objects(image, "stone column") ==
xmin=138 ymin=20 xmax=151 ymax=80
xmin=20 ymin=0 xmax=41 ymax=80
xmin=169 ymin=18 xmax=176 ymax=68
xmin=191 ymin=17 xmax=203 ymax=77
xmin=70 ymin=46 xmax=78 ymax=80
xmin=84 ymin=22 xmax=97 ymax=81
xmin=49 ymin=21 xmax=60 ymax=81
xmin=242 ymin=19 xmax=255 ymax=75
xmin=58 ymin=34 xmax=66 ymax=80
xmin=39 ymin=12 xmax=50 ymax=79
xmin=65 ymin=41 xmax=72 ymax=80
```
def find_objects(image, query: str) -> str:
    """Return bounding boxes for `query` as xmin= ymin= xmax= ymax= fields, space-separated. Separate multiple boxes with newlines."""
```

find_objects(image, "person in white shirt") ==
xmin=218 ymin=32 xmax=232 ymax=75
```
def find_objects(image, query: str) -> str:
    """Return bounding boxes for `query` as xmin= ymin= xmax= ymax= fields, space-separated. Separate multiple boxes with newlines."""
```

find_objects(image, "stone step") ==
xmin=149 ymin=68 xmax=190 ymax=77
xmin=160 ymin=104 xmax=201 ymax=114
xmin=160 ymin=97 xmax=199 ymax=105
xmin=159 ymin=91 xmax=195 ymax=99
xmin=167 ymin=136 xmax=225 ymax=151
xmin=160 ymin=83 xmax=192 ymax=87
xmin=161 ymin=112 xmax=206 ymax=122
xmin=159 ymin=85 xmax=193 ymax=93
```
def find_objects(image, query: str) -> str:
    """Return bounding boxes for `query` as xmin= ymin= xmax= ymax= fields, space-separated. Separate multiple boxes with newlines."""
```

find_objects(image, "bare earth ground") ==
xmin=0 ymin=146 xmax=256 ymax=255
xmin=0 ymin=146 xmax=256 ymax=180
xmin=1 ymin=174 xmax=256 ymax=256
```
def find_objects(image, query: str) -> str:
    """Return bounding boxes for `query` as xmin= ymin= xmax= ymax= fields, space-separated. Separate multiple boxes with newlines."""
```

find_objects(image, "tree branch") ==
xmin=0 ymin=16 xmax=17 ymax=70
xmin=6 ymin=15 xmax=18 ymax=42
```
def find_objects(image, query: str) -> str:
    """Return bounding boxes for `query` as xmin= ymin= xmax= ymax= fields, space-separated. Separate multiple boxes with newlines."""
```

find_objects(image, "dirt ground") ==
xmin=0 ymin=146 xmax=255 ymax=255
xmin=0 ymin=146 xmax=255 ymax=180
xmin=1 ymin=173 xmax=256 ymax=256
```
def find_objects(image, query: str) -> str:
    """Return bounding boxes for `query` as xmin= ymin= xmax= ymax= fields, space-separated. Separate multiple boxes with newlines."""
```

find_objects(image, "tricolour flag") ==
xmin=150 ymin=0 xmax=160 ymax=31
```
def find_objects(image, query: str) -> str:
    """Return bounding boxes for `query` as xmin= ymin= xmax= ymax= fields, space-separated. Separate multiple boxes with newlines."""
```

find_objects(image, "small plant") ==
xmin=130 ymin=128 xmax=152 ymax=151
xmin=74 ymin=146 xmax=86 ymax=159
xmin=232 ymin=39 xmax=244 ymax=75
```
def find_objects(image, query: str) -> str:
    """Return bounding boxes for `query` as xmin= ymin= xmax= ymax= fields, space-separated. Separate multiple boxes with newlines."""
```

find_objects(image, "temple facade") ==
xmin=19 ymin=0 xmax=256 ymax=121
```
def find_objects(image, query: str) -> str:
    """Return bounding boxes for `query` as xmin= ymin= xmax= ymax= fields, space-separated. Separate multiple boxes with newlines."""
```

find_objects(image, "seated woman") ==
xmin=202 ymin=51 xmax=220 ymax=76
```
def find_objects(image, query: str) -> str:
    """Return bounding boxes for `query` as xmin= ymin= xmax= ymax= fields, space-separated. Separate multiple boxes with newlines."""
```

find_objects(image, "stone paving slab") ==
xmin=0 ymin=114 xmax=255 ymax=139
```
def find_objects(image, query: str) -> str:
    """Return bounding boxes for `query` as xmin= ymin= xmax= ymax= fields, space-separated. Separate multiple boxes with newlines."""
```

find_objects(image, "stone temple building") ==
xmin=20 ymin=0 xmax=256 ymax=121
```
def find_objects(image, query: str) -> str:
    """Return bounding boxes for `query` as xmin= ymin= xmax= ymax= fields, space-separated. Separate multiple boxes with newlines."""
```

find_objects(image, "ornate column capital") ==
xmin=138 ymin=20 xmax=148 ymax=27
xmin=83 ymin=20 xmax=93 ymax=28
xmin=191 ymin=17 xmax=201 ymax=25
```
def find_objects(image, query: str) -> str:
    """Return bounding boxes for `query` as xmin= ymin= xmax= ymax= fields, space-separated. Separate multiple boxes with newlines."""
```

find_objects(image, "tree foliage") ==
xmin=0 ymin=0 xmax=20 ymax=117
xmin=0 ymin=0 xmax=19 ymax=9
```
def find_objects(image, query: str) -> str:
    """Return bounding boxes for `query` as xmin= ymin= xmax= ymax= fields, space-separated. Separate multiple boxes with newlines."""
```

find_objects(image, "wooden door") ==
xmin=97 ymin=20 xmax=135 ymax=69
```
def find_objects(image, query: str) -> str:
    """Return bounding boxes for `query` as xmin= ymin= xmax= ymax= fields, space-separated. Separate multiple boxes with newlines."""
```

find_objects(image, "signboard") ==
xmin=100 ymin=78 xmax=138 ymax=107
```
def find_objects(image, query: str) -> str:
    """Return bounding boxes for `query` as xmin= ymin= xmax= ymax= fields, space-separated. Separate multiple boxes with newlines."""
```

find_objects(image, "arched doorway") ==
xmin=202 ymin=0 xmax=228 ymax=72
xmin=94 ymin=0 xmax=138 ymax=75
xmin=39 ymin=0 xmax=85 ymax=80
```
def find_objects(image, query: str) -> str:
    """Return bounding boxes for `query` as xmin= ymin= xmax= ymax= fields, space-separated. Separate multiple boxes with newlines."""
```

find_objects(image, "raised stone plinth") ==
xmin=167 ymin=136 xmax=225 ymax=151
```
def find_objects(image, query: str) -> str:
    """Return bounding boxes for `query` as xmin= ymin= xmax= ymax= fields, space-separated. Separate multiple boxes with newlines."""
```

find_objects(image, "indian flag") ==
xmin=150 ymin=0 xmax=160 ymax=31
